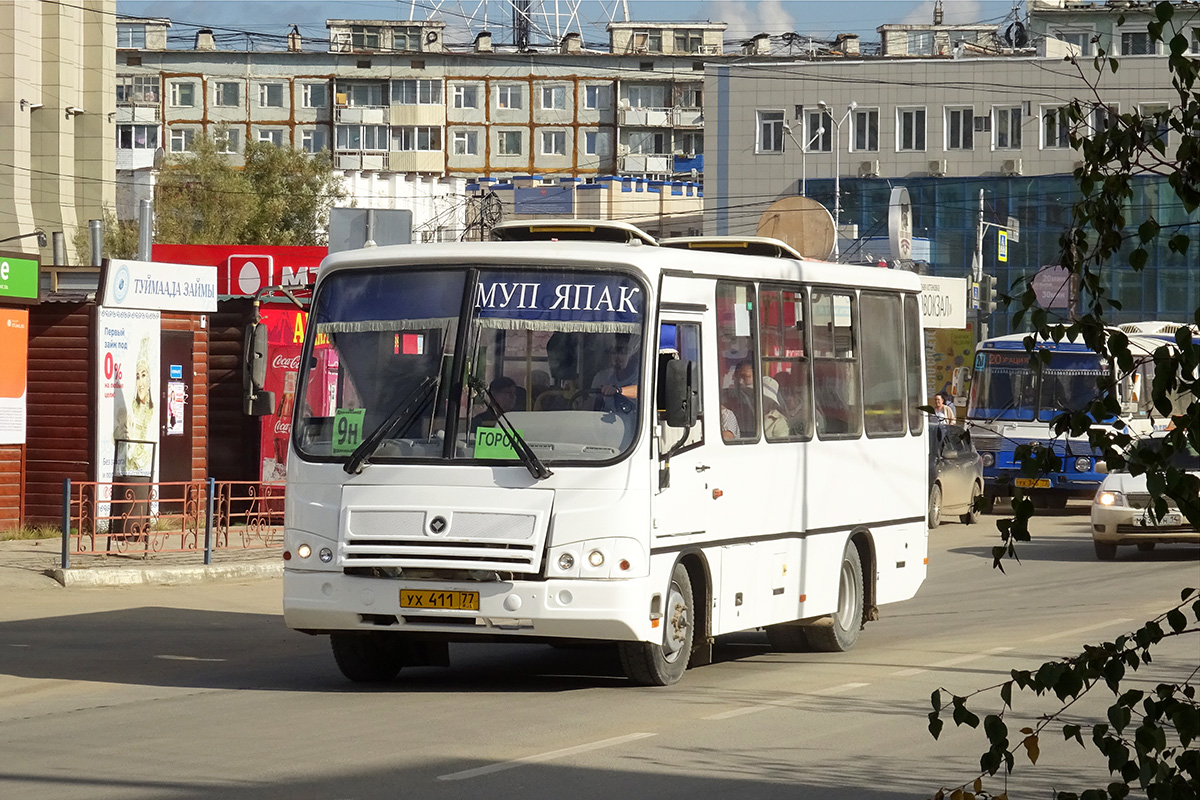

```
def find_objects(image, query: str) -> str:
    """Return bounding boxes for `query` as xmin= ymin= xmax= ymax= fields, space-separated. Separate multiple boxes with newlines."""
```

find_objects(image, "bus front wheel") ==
xmin=618 ymin=562 xmax=694 ymax=686
xmin=806 ymin=542 xmax=864 ymax=653
xmin=330 ymin=632 xmax=404 ymax=682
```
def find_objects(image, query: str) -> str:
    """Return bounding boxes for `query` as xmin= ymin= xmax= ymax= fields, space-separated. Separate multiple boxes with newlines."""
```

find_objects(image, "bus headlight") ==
xmin=1074 ymin=457 xmax=1091 ymax=473
xmin=297 ymin=543 xmax=312 ymax=559
xmin=981 ymin=452 xmax=995 ymax=468
xmin=558 ymin=553 xmax=575 ymax=570
xmin=319 ymin=548 xmax=333 ymax=563
xmin=587 ymin=550 xmax=605 ymax=568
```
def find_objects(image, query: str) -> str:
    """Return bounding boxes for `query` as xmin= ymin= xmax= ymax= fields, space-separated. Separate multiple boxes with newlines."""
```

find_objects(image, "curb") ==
xmin=47 ymin=561 xmax=283 ymax=588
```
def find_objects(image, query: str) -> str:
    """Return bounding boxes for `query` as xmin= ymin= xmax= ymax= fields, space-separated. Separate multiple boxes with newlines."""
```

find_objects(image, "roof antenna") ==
xmin=933 ymin=0 xmax=944 ymax=26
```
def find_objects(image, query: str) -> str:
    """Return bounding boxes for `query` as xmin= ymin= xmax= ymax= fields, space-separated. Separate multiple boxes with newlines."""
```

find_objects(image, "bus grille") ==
xmin=343 ymin=510 xmax=541 ymax=573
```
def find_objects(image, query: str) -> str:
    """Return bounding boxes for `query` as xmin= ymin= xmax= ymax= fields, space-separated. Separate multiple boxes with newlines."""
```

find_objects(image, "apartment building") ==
xmin=705 ymin=2 xmax=1200 ymax=333
xmin=113 ymin=17 xmax=724 ymax=239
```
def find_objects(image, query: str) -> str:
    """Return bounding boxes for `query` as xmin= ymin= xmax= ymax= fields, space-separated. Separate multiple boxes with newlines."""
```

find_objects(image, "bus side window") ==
xmin=716 ymin=282 xmax=759 ymax=442
xmin=658 ymin=322 xmax=703 ymax=449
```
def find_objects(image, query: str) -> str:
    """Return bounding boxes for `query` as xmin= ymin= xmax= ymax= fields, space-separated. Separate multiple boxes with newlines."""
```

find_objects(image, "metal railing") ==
xmin=60 ymin=478 xmax=284 ymax=569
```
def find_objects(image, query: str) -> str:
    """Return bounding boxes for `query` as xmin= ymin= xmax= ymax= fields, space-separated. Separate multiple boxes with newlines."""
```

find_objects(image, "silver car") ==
xmin=1090 ymin=435 xmax=1200 ymax=560
xmin=928 ymin=424 xmax=985 ymax=528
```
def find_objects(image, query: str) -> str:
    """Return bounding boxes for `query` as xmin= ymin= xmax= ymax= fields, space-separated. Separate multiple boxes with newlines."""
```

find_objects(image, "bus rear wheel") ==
xmin=618 ymin=562 xmax=694 ymax=686
xmin=807 ymin=542 xmax=864 ymax=653
xmin=330 ymin=632 xmax=405 ymax=682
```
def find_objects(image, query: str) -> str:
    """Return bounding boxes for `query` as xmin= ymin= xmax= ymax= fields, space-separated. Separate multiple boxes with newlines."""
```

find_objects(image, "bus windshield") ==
xmin=293 ymin=265 xmax=647 ymax=466
xmin=969 ymin=349 xmax=1110 ymax=422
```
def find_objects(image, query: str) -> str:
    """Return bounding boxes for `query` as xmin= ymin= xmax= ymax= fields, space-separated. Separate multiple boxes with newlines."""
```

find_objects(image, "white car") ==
xmin=1090 ymin=437 xmax=1200 ymax=560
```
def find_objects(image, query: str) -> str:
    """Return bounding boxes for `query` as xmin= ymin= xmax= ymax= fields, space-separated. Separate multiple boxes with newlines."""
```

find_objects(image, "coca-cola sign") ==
xmin=273 ymin=420 xmax=291 ymax=435
xmin=272 ymin=354 xmax=301 ymax=371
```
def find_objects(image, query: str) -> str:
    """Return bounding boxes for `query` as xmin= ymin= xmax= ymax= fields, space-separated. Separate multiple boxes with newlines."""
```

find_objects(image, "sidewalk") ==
xmin=0 ymin=537 xmax=283 ymax=589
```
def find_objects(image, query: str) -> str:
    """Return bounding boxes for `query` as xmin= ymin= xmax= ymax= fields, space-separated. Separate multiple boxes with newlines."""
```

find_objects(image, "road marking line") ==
xmin=437 ymin=732 xmax=656 ymax=781
xmin=1031 ymin=619 xmax=1132 ymax=643
xmin=704 ymin=682 xmax=870 ymax=720
xmin=890 ymin=646 xmax=1014 ymax=677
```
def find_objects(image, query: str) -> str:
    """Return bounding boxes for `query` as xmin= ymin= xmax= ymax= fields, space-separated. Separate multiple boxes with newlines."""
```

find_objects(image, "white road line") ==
xmin=1031 ymin=619 xmax=1132 ymax=643
xmin=703 ymin=682 xmax=870 ymax=720
xmin=437 ymin=732 xmax=657 ymax=781
xmin=890 ymin=646 xmax=1014 ymax=678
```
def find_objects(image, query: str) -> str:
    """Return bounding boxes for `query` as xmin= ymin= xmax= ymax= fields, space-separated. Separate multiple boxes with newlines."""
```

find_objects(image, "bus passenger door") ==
xmin=653 ymin=319 xmax=713 ymax=539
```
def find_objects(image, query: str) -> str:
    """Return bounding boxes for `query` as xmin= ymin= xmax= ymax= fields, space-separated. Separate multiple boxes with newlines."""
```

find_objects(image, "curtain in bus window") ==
xmin=759 ymin=285 xmax=811 ymax=440
xmin=860 ymin=292 xmax=905 ymax=436
xmin=716 ymin=282 xmax=758 ymax=441
xmin=904 ymin=294 xmax=925 ymax=435
xmin=811 ymin=290 xmax=862 ymax=438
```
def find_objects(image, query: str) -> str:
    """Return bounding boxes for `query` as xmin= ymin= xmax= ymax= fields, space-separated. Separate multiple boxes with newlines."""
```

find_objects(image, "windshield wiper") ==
xmin=343 ymin=376 xmax=438 ymax=475
xmin=467 ymin=374 xmax=553 ymax=480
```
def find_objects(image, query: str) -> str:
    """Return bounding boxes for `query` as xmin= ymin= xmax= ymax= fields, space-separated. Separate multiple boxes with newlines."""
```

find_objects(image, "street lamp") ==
xmin=782 ymin=123 xmax=825 ymax=197
xmin=0 ymin=229 xmax=47 ymax=248
xmin=817 ymin=100 xmax=857 ymax=259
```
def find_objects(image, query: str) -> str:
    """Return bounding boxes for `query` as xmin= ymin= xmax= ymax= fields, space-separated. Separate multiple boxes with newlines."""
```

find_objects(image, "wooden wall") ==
xmin=208 ymin=299 xmax=260 ymax=482
xmin=163 ymin=311 xmax=209 ymax=482
xmin=0 ymin=445 xmax=22 ymax=531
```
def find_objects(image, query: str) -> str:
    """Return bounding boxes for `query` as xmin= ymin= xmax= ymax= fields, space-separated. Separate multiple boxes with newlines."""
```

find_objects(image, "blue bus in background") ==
xmin=965 ymin=323 xmax=1191 ymax=510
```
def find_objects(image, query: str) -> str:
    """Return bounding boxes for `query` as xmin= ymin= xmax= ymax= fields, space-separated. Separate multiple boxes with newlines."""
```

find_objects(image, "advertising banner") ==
xmin=95 ymin=307 xmax=161 ymax=519
xmin=151 ymin=244 xmax=326 ymax=298
xmin=926 ymin=323 xmax=975 ymax=408
xmin=258 ymin=304 xmax=307 ymax=482
xmin=0 ymin=308 xmax=29 ymax=444
xmin=100 ymin=259 xmax=218 ymax=313
xmin=919 ymin=276 xmax=969 ymax=329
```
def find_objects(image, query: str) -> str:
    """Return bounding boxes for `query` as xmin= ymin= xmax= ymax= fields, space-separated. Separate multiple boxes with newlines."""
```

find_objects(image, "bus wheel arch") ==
xmin=677 ymin=550 xmax=714 ymax=667
xmin=618 ymin=556 xmax=699 ymax=686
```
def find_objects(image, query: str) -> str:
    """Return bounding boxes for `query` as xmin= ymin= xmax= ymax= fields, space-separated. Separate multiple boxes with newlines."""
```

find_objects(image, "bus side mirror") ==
xmin=664 ymin=358 xmax=698 ymax=428
xmin=243 ymin=322 xmax=275 ymax=416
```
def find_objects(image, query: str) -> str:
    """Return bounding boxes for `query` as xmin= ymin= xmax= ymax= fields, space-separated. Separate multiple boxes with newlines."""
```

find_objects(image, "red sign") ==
xmin=151 ymin=244 xmax=326 ymax=298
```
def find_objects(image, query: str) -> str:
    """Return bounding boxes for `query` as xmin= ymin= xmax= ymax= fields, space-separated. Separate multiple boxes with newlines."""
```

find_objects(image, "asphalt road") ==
xmin=1 ymin=504 xmax=1196 ymax=800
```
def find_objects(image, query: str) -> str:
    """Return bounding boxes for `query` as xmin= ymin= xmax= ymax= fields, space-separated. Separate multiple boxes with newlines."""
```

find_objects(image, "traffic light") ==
xmin=979 ymin=273 xmax=997 ymax=314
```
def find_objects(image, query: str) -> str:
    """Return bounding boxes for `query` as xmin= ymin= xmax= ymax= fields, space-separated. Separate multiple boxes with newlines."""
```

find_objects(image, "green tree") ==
xmin=154 ymin=128 xmax=345 ymax=246
xmin=927 ymin=4 xmax=1199 ymax=799
xmin=71 ymin=207 xmax=140 ymax=263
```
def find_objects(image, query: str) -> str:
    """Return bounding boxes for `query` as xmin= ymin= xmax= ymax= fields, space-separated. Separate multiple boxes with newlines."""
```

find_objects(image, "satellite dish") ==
xmin=756 ymin=196 xmax=836 ymax=260
xmin=152 ymin=146 xmax=165 ymax=170
xmin=426 ymin=31 xmax=439 ymax=43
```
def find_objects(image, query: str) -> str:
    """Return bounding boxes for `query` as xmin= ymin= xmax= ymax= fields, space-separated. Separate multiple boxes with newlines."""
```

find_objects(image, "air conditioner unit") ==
xmin=335 ymin=93 xmax=348 ymax=107
xmin=928 ymin=159 xmax=948 ymax=177
xmin=1001 ymin=157 xmax=1023 ymax=176
xmin=859 ymin=159 xmax=880 ymax=177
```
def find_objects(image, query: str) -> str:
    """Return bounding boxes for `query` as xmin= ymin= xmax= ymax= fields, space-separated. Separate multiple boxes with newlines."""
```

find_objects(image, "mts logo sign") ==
xmin=151 ymin=244 xmax=326 ymax=298
xmin=224 ymin=255 xmax=314 ymax=296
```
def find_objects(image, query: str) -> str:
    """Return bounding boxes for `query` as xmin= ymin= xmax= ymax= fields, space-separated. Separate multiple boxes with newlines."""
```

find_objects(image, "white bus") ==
xmin=279 ymin=232 xmax=929 ymax=686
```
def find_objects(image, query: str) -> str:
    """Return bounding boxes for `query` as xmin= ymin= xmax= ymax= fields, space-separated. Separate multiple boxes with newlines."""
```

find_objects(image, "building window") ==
xmin=452 ymin=84 xmax=478 ymax=109
xmin=116 ymin=75 xmax=160 ymax=104
xmin=392 ymin=79 xmax=442 ymax=105
xmin=626 ymin=84 xmax=665 ymax=108
xmin=679 ymin=131 xmax=702 ymax=155
xmin=497 ymin=85 xmax=523 ymax=110
xmin=169 ymin=128 xmax=195 ymax=152
xmin=116 ymin=23 xmax=146 ymax=49
xmin=170 ymin=82 xmax=195 ymax=108
xmin=302 ymin=84 xmax=327 ymax=108
xmin=395 ymin=26 xmax=421 ymax=50
xmin=946 ymin=106 xmax=974 ymax=150
xmin=994 ymin=106 xmax=1022 ymax=149
xmin=257 ymin=83 xmax=284 ymax=108
xmin=680 ymin=87 xmax=702 ymax=109
xmin=392 ymin=126 xmax=441 ymax=151
xmin=1053 ymin=27 xmax=1094 ymax=56
xmin=117 ymin=124 xmax=158 ymax=149
xmin=1042 ymin=106 xmax=1070 ymax=149
xmin=214 ymin=82 xmax=240 ymax=107
xmin=343 ymin=83 xmax=384 ymax=107
xmin=626 ymin=130 xmax=666 ymax=154
xmin=1091 ymin=104 xmax=1118 ymax=134
xmin=257 ymin=129 xmax=283 ymax=147
xmin=302 ymin=129 xmax=328 ymax=153
xmin=217 ymin=128 xmax=241 ymax=153
xmin=452 ymin=130 xmax=478 ymax=155
xmin=584 ymin=130 xmax=612 ymax=155
xmin=1121 ymin=31 xmax=1153 ymax=55
xmin=542 ymin=129 xmax=566 ymax=155
xmin=852 ymin=108 xmax=879 ymax=152
xmin=335 ymin=125 xmax=388 ymax=151
xmin=898 ymin=108 xmax=926 ymax=151
xmin=805 ymin=109 xmax=833 ymax=152
xmin=351 ymin=26 xmax=381 ymax=50
xmin=757 ymin=110 xmax=784 ymax=153
xmin=674 ymin=29 xmax=703 ymax=52
xmin=541 ymin=85 xmax=566 ymax=110
xmin=584 ymin=85 xmax=611 ymax=110
xmin=1191 ymin=26 xmax=1200 ymax=54
xmin=498 ymin=130 xmax=522 ymax=155
xmin=908 ymin=31 xmax=933 ymax=55
xmin=633 ymin=29 xmax=663 ymax=52
xmin=1140 ymin=103 xmax=1170 ymax=148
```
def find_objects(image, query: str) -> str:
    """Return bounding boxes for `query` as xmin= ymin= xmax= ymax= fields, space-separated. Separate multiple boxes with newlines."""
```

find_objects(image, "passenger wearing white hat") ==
xmin=761 ymin=374 xmax=790 ymax=440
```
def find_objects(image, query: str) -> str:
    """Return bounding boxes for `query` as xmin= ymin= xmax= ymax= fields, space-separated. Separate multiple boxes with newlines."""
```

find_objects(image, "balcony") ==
xmin=116 ymin=104 xmax=161 ymax=124
xmin=335 ymin=152 xmax=387 ymax=171
xmin=618 ymin=106 xmax=672 ymax=127
xmin=335 ymin=106 xmax=388 ymax=124
xmin=619 ymin=153 xmax=671 ymax=173
xmin=672 ymin=107 xmax=703 ymax=127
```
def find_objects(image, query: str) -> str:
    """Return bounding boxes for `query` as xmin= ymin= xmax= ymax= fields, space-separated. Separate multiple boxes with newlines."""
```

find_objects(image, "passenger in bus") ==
xmin=720 ymin=406 xmax=740 ymax=440
xmin=774 ymin=369 xmax=810 ymax=436
xmin=723 ymin=360 xmax=757 ymax=435
xmin=591 ymin=335 xmax=639 ymax=411
xmin=471 ymin=376 xmax=519 ymax=429
xmin=761 ymin=375 xmax=791 ymax=439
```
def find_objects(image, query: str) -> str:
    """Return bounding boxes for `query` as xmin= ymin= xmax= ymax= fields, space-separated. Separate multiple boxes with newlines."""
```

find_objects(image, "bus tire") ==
xmin=928 ymin=484 xmax=942 ymax=529
xmin=807 ymin=542 xmax=864 ymax=653
xmin=330 ymin=632 xmax=404 ymax=682
xmin=618 ymin=562 xmax=694 ymax=686
xmin=766 ymin=623 xmax=809 ymax=652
